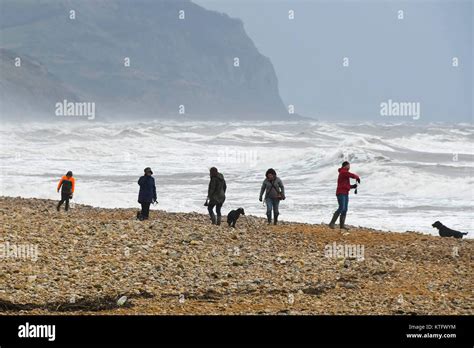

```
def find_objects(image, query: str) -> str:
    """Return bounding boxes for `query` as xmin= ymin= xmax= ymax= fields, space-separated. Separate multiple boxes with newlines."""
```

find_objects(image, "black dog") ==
xmin=227 ymin=208 xmax=245 ymax=228
xmin=432 ymin=221 xmax=468 ymax=239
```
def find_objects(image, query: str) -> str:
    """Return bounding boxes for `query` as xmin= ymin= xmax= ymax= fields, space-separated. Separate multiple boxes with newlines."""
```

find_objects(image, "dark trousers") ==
xmin=140 ymin=202 xmax=151 ymax=219
xmin=57 ymin=192 xmax=70 ymax=211
xmin=336 ymin=194 xmax=349 ymax=214
xmin=208 ymin=201 xmax=222 ymax=216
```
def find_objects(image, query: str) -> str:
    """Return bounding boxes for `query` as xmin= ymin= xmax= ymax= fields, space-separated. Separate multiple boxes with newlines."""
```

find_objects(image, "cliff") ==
xmin=0 ymin=0 xmax=289 ymax=120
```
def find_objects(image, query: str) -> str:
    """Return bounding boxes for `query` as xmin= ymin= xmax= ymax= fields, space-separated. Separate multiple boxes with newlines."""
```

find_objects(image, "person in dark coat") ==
xmin=328 ymin=161 xmax=360 ymax=230
xmin=207 ymin=167 xmax=226 ymax=225
xmin=137 ymin=167 xmax=157 ymax=220
xmin=259 ymin=168 xmax=285 ymax=225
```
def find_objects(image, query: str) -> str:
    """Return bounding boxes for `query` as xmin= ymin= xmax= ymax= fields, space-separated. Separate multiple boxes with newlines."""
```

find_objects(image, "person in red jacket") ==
xmin=329 ymin=161 xmax=360 ymax=230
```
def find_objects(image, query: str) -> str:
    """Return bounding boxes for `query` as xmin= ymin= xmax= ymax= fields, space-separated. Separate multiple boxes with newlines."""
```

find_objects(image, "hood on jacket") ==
xmin=338 ymin=167 xmax=349 ymax=173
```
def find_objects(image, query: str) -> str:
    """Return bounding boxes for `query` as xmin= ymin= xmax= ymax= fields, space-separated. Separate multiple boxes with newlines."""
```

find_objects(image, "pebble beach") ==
xmin=0 ymin=196 xmax=472 ymax=315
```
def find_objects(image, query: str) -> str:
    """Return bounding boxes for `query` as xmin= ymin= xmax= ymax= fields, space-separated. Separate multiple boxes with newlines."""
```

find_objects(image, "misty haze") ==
xmin=0 ymin=0 xmax=472 ymax=327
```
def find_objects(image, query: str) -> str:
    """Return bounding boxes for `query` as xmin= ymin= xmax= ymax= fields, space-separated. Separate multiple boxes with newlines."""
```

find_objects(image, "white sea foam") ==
xmin=0 ymin=121 xmax=472 ymax=237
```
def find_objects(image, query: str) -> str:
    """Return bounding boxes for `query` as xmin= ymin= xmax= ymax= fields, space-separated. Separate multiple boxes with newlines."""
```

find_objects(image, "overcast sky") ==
xmin=194 ymin=0 xmax=472 ymax=122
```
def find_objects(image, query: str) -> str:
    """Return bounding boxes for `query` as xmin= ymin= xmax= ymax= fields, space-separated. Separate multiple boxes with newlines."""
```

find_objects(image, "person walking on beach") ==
xmin=259 ymin=168 xmax=285 ymax=225
xmin=56 ymin=171 xmax=75 ymax=211
xmin=137 ymin=167 xmax=157 ymax=221
xmin=206 ymin=167 xmax=226 ymax=225
xmin=328 ymin=161 xmax=360 ymax=230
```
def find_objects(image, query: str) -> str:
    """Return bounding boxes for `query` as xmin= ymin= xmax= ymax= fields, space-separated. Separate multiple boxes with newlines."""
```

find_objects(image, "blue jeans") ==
xmin=265 ymin=198 xmax=280 ymax=221
xmin=336 ymin=194 xmax=349 ymax=214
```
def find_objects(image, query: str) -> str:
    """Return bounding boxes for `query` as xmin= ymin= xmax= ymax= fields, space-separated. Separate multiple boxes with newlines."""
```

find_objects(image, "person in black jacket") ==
xmin=137 ymin=167 xmax=157 ymax=221
xmin=207 ymin=167 xmax=226 ymax=225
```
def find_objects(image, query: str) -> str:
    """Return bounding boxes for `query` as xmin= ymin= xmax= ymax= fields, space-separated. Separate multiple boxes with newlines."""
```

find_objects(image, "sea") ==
xmin=0 ymin=120 xmax=472 ymax=237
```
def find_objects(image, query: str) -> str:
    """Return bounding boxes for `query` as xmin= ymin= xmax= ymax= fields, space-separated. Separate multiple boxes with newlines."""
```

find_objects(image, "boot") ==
xmin=340 ymin=213 xmax=349 ymax=230
xmin=210 ymin=212 xmax=217 ymax=225
xmin=216 ymin=215 xmax=221 ymax=226
xmin=267 ymin=214 xmax=272 ymax=225
xmin=329 ymin=211 xmax=340 ymax=229
xmin=274 ymin=214 xmax=278 ymax=225
xmin=56 ymin=203 xmax=61 ymax=212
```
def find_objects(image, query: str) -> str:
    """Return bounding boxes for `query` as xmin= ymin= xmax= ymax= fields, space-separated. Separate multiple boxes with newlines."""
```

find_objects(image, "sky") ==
xmin=194 ymin=0 xmax=473 ymax=122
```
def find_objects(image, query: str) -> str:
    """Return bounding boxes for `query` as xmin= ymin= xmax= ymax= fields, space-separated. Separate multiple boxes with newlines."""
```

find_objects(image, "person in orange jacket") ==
xmin=57 ymin=171 xmax=75 ymax=211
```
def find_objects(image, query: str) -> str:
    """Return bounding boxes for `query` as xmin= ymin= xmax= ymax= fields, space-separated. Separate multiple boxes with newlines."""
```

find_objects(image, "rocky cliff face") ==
xmin=0 ymin=48 xmax=80 ymax=119
xmin=0 ymin=0 xmax=288 ymax=120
